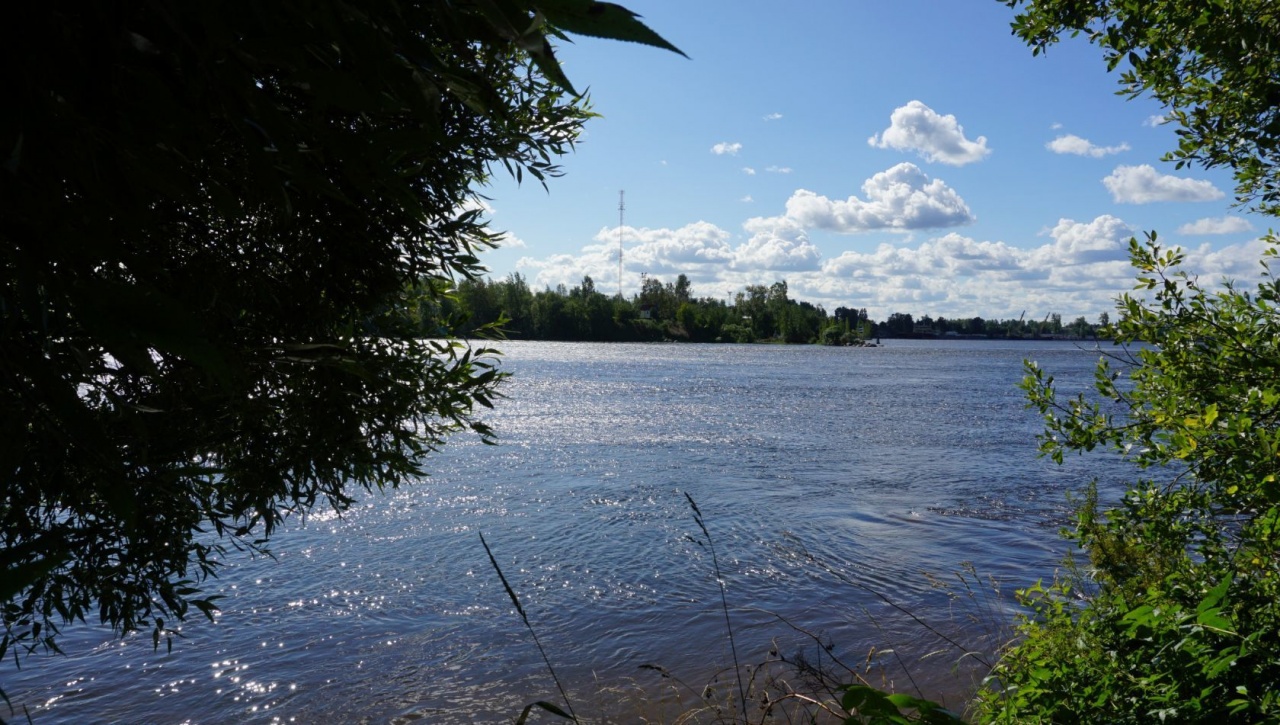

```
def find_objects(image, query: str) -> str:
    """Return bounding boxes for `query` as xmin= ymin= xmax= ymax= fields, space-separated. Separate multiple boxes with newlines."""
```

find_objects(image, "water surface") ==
xmin=4 ymin=340 xmax=1128 ymax=722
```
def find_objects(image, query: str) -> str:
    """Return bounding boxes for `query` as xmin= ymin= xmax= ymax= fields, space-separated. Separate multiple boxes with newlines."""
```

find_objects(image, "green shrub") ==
xmin=976 ymin=238 xmax=1280 ymax=723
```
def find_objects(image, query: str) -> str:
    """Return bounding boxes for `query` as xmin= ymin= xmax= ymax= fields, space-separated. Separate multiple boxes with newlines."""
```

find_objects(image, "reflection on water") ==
xmin=4 ymin=340 xmax=1128 ymax=722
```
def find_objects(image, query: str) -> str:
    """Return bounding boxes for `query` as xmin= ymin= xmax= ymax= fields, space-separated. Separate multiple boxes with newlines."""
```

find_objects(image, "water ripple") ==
xmin=6 ymin=340 xmax=1126 ymax=722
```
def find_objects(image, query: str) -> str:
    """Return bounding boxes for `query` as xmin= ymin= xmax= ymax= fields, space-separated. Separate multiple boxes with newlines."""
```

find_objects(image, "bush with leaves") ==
xmin=977 ymin=236 xmax=1280 ymax=722
xmin=976 ymin=2 xmax=1280 ymax=721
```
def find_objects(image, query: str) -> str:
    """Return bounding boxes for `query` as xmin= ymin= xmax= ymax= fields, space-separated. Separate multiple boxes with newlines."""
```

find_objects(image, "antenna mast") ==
xmin=617 ymin=190 xmax=625 ymax=299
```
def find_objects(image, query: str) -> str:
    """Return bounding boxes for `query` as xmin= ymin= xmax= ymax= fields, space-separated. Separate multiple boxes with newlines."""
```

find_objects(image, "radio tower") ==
xmin=617 ymin=190 xmax=625 ymax=299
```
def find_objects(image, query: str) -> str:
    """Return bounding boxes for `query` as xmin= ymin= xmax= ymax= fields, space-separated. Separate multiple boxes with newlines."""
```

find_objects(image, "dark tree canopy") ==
xmin=1 ymin=1 xmax=679 ymax=661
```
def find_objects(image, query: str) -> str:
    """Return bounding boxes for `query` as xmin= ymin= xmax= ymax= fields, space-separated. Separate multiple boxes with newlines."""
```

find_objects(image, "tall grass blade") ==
xmin=683 ymin=492 xmax=748 ymax=719
xmin=479 ymin=532 xmax=577 ymax=722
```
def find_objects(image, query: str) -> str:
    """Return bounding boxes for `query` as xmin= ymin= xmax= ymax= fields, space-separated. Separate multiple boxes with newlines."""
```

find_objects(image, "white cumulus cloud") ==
xmin=1177 ymin=216 xmax=1254 ymax=235
xmin=496 ymin=233 xmax=528 ymax=249
xmin=614 ymin=222 xmax=737 ymax=273
xmin=763 ymin=113 xmax=783 ymax=121
xmin=712 ymin=142 xmax=743 ymax=156
xmin=766 ymin=165 xmax=792 ymax=174
xmin=1046 ymin=134 xmax=1130 ymax=158
xmin=779 ymin=162 xmax=974 ymax=233
xmin=1181 ymin=237 xmax=1274 ymax=281
xmin=868 ymin=100 xmax=991 ymax=166
xmin=809 ymin=215 xmax=1172 ymax=317
xmin=737 ymin=217 xmax=822 ymax=271
xmin=814 ymin=225 xmax=1134 ymax=318
xmin=743 ymin=167 xmax=756 ymax=176
xmin=1033 ymin=215 xmax=1135 ymax=266
xmin=518 ymin=220 xmax=822 ymax=294
xmin=512 ymin=214 xmax=1269 ymax=321
xmin=1102 ymin=164 xmax=1225 ymax=203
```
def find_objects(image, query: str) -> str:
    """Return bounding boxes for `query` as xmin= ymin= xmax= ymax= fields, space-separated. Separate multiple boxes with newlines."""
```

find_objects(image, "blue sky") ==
xmin=477 ymin=1 xmax=1269 ymax=321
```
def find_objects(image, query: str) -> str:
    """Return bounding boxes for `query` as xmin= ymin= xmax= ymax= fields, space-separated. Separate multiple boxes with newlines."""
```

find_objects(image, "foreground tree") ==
xmin=1 ymin=1 xmax=679 ymax=662
xmin=981 ymin=239 xmax=1280 ymax=721
xmin=978 ymin=1 xmax=1280 ymax=721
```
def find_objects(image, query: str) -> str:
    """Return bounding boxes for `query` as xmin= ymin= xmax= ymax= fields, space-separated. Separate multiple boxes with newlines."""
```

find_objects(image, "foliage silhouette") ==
xmin=1 ymin=0 xmax=680 ymax=668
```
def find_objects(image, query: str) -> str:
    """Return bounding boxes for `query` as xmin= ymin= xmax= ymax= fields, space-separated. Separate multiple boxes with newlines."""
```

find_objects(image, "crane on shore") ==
xmin=1008 ymin=310 xmax=1026 ymax=338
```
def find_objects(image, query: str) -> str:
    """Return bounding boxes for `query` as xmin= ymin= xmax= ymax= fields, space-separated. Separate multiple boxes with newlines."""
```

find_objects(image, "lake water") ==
xmin=3 ymin=340 xmax=1130 ymax=723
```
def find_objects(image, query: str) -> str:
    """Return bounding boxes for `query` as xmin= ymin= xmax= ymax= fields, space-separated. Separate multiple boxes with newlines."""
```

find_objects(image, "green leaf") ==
xmin=538 ymin=0 xmax=687 ymax=56
xmin=1197 ymin=576 xmax=1232 ymax=614
xmin=524 ymin=35 xmax=580 ymax=97
xmin=838 ymin=684 xmax=961 ymax=723
xmin=515 ymin=700 xmax=573 ymax=722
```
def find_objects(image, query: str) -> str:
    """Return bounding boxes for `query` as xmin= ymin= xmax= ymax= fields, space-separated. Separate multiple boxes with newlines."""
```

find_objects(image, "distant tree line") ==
xmin=879 ymin=310 xmax=1108 ymax=340
xmin=409 ymin=273 xmax=1108 ymax=344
